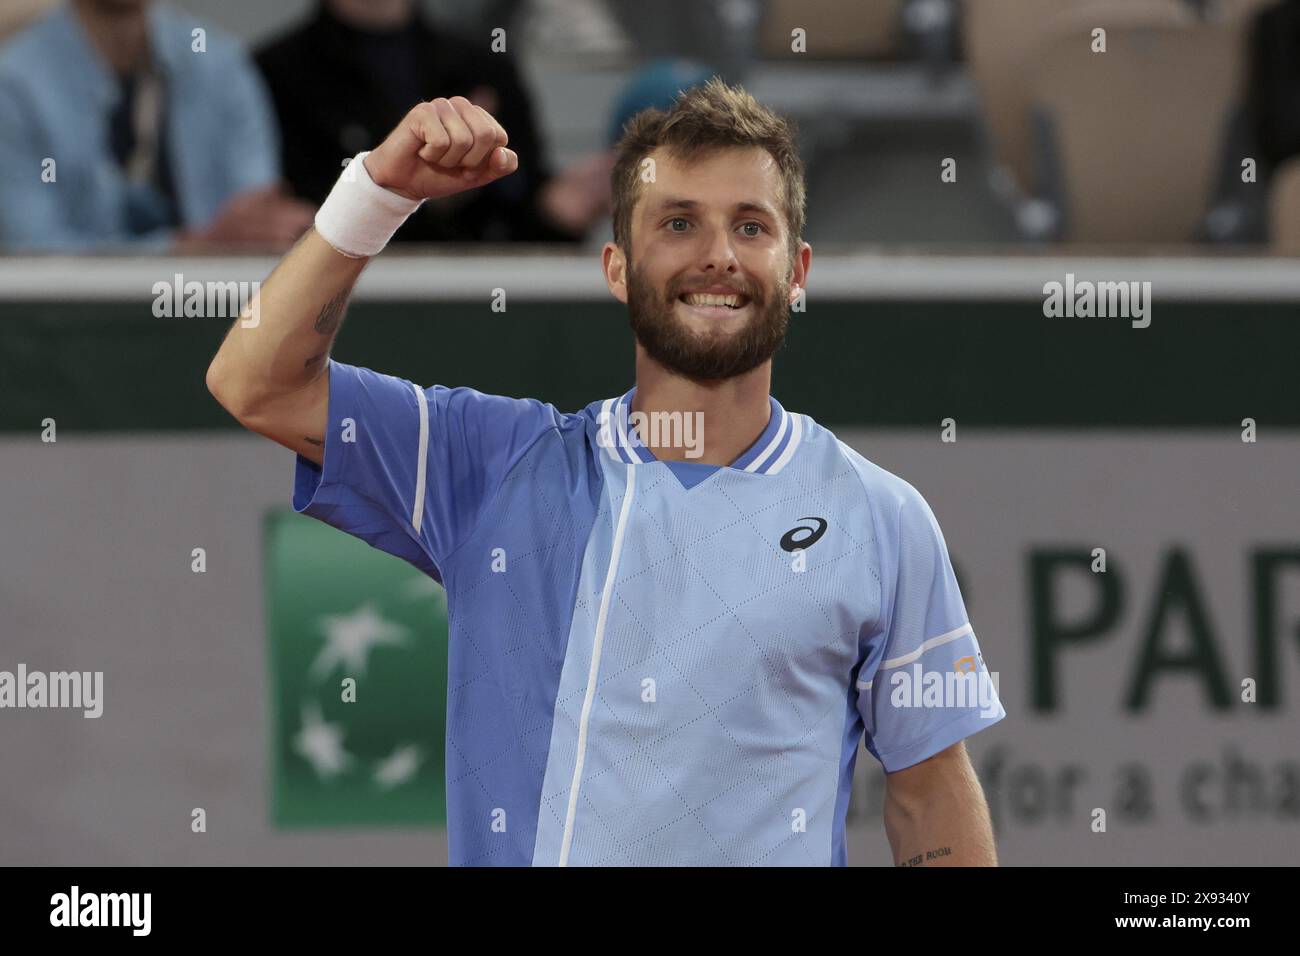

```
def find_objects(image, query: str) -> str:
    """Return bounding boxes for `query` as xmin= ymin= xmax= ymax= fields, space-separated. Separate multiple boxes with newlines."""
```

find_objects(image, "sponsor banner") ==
xmin=7 ymin=431 xmax=1294 ymax=863
xmin=840 ymin=433 xmax=1300 ymax=865
xmin=265 ymin=511 xmax=448 ymax=827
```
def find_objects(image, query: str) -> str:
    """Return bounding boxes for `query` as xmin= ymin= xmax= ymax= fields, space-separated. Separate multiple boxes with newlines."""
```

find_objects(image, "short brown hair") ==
xmin=610 ymin=76 xmax=806 ymax=261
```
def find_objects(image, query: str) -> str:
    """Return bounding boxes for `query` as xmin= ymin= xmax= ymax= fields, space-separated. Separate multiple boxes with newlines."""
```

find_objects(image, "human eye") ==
xmin=738 ymin=221 xmax=765 ymax=237
xmin=666 ymin=217 xmax=691 ymax=232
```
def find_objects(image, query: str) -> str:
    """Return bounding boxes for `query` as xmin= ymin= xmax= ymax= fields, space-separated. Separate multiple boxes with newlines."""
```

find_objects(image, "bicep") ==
xmin=243 ymin=370 xmax=330 ymax=466
xmin=884 ymin=741 xmax=973 ymax=806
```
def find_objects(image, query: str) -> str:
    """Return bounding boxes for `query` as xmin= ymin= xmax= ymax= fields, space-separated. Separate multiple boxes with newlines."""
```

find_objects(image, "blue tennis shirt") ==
xmin=294 ymin=360 xmax=1006 ymax=866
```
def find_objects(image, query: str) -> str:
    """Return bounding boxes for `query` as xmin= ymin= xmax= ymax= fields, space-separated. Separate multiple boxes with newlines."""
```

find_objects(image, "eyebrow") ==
xmin=649 ymin=198 xmax=779 ymax=221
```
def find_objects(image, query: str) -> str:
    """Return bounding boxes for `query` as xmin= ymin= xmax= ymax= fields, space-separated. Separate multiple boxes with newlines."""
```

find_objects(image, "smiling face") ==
xmin=606 ymin=145 xmax=810 ymax=384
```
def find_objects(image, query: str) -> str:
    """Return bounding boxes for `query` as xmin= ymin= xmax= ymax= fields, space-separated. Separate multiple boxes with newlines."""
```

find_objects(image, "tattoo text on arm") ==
xmin=898 ymin=846 xmax=953 ymax=867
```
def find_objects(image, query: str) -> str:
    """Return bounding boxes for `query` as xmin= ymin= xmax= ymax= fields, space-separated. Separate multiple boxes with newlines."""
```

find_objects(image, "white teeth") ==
xmin=682 ymin=293 xmax=744 ymax=308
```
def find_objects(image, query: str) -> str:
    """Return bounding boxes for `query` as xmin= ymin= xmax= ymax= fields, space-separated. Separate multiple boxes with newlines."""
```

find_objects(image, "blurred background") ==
xmin=1 ymin=0 xmax=1297 ymax=865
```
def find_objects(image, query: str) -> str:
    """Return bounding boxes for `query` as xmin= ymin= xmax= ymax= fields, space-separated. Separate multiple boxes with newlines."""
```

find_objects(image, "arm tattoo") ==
xmin=303 ymin=436 xmax=324 ymax=447
xmin=314 ymin=288 xmax=350 ymax=335
xmin=898 ymin=846 xmax=953 ymax=867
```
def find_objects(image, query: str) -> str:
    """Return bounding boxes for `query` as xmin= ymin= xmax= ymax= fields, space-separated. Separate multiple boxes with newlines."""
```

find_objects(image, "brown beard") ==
xmin=625 ymin=259 xmax=791 ymax=383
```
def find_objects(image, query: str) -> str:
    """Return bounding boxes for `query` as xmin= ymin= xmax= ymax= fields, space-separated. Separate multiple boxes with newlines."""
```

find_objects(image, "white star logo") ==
xmin=372 ymin=744 xmax=423 ymax=789
xmin=292 ymin=703 xmax=353 ymax=780
xmin=401 ymin=575 xmax=447 ymax=613
xmin=309 ymin=602 xmax=409 ymax=681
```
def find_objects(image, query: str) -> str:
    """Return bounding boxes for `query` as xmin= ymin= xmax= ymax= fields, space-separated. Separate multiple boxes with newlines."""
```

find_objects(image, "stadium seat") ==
xmin=962 ymin=0 xmax=1119 ymax=200
xmin=760 ymin=0 xmax=904 ymax=59
xmin=1208 ymin=0 xmax=1281 ymax=25
xmin=1022 ymin=2 xmax=1244 ymax=242
xmin=1270 ymin=157 xmax=1300 ymax=255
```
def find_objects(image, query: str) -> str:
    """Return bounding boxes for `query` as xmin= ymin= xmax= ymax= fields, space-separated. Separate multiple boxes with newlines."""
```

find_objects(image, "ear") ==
xmin=788 ymin=240 xmax=812 ymax=305
xmin=602 ymin=241 xmax=630 ymax=305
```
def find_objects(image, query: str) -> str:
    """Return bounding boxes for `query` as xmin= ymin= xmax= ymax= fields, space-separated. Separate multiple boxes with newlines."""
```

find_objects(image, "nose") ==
xmin=698 ymin=221 xmax=740 ymax=274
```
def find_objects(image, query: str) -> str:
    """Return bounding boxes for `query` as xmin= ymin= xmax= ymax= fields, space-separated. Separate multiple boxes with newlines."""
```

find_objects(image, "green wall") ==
xmin=1 ymin=299 xmax=1293 ymax=430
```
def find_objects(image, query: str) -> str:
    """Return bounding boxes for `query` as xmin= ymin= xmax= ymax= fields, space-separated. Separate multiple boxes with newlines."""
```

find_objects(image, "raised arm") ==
xmin=205 ymin=96 xmax=519 ymax=465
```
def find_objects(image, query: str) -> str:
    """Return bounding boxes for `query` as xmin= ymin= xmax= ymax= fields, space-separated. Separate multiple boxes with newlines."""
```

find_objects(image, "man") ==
xmin=0 ymin=0 xmax=57 ymax=46
xmin=255 ymin=0 xmax=611 ymax=243
xmin=207 ymin=80 xmax=1006 ymax=867
xmin=1248 ymin=0 xmax=1300 ymax=173
xmin=0 ymin=0 xmax=312 ymax=251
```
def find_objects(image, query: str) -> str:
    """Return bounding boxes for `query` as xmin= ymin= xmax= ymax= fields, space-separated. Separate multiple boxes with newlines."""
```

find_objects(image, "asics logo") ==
xmin=780 ymin=517 xmax=828 ymax=552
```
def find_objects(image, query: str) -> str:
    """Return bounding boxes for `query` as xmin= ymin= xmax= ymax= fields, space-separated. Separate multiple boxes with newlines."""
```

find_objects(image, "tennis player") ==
xmin=207 ymin=79 xmax=1006 ymax=867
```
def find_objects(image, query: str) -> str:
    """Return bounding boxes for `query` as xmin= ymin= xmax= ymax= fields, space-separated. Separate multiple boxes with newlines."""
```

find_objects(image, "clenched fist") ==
xmin=363 ymin=96 xmax=519 ymax=202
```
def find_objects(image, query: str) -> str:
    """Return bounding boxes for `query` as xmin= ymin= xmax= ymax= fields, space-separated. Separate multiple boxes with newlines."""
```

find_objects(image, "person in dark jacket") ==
xmin=1248 ymin=0 xmax=1300 ymax=173
xmin=255 ymin=0 xmax=612 ymax=243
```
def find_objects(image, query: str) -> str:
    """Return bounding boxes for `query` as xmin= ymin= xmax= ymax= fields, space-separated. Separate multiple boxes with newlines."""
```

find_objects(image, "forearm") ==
xmin=206 ymin=228 xmax=366 ymax=416
xmin=884 ymin=758 xmax=997 ymax=867
xmin=205 ymin=95 xmax=517 ymax=457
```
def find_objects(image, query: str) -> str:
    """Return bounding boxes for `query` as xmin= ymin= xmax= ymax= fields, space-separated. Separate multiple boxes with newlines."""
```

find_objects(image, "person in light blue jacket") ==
xmin=0 ymin=0 xmax=313 ymax=252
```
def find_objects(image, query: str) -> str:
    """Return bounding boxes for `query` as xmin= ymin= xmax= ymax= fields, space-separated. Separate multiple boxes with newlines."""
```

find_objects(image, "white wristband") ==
xmin=313 ymin=151 xmax=424 ymax=258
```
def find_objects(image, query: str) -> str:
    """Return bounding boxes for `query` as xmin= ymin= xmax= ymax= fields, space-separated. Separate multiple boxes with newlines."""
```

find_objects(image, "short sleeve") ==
xmin=293 ymin=360 xmax=564 ymax=580
xmin=856 ymin=483 xmax=1005 ymax=772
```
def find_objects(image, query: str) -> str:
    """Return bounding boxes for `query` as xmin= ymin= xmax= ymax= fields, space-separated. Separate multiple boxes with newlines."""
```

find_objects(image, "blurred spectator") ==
xmin=0 ymin=0 xmax=313 ymax=252
xmin=255 ymin=0 xmax=613 ymax=243
xmin=516 ymin=0 xmax=631 ymax=61
xmin=0 ymin=0 xmax=58 ymax=47
xmin=1247 ymin=0 xmax=1300 ymax=173
xmin=606 ymin=58 xmax=716 ymax=148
